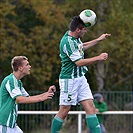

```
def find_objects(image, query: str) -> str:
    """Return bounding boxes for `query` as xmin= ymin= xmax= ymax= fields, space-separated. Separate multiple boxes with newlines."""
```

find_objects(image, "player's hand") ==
xmin=97 ymin=33 xmax=111 ymax=41
xmin=95 ymin=108 xmax=99 ymax=113
xmin=48 ymin=85 xmax=56 ymax=93
xmin=99 ymin=53 xmax=108 ymax=61
xmin=41 ymin=92 xmax=54 ymax=100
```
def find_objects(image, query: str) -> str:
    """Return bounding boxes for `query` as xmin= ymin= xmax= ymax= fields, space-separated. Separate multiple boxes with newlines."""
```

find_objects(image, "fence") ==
xmin=19 ymin=91 xmax=132 ymax=111
xmin=17 ymin=91 xmax=132 ymax=133
xmin=18 ymin=111 xmax=133 ymax=133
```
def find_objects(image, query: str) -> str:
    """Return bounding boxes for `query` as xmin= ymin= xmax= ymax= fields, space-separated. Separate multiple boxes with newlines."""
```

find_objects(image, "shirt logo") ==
xmin=78 ymin=43 xmax=83 ymax=55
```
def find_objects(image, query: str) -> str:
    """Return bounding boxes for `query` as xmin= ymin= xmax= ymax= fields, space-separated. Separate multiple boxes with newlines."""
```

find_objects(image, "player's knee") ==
xmin=83 ymin=100 xmax=96 ymax=114
xmin=58 ymin=113 xmax=68 ymax=120
xmin=58 ymin=110 xmax=69 ymax=119
xmin=87 ymin=107 xmax=96 ymax=114
xmin=58 ymin=106 xmax=70 ymax=119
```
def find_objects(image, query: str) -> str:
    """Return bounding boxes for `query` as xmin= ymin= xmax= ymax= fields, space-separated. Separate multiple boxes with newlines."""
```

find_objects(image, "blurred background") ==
xmin=0 ymin=0 xmax=133 ymax=133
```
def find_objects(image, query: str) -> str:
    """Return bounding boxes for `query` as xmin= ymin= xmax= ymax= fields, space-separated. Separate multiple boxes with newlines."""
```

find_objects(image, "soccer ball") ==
xmin=79 ymin=9 xmax=97 ymax=27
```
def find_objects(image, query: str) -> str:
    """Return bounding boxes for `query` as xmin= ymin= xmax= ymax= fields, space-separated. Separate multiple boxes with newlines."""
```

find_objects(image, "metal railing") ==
xmin=18 ymin=111 xmax=133 ymax=133
xmin=17 ymin=91 xmax=132 ymax=133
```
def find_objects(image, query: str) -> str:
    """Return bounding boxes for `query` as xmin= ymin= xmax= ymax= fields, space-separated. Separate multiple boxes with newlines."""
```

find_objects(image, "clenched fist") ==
xmin=99 ymin=53 xmax=108 ymax=61
xmin=48 ymin=85 xmax=56 ymax=93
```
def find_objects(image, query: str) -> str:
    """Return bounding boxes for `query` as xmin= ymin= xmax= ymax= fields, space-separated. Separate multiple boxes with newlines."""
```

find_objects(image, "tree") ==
xmin=0 ymin=0 xmax=132 ymax=91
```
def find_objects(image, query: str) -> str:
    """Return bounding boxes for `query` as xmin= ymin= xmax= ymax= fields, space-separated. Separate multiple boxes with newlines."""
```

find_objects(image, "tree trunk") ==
xmin=96 ymin=61 xmax=105 ymax=91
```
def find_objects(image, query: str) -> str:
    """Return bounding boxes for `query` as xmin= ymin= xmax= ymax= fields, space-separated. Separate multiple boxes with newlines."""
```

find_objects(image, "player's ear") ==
xmin=18 ymin=66 xmax=23 ymax=72
xmin=76 ymin=28 xmax=81 ymax=33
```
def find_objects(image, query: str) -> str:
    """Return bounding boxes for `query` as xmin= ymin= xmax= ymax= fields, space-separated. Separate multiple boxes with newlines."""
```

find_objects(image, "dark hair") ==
xmin=69 ymin=16 xmax=86 ymax=32
xmin=11 ymin=56 xmax=28 ymax=71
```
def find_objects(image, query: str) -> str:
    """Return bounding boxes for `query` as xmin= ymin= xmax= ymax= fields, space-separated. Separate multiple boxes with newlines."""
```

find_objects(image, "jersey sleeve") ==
xmin=21 ymin=87 xmax=29 ymax=97
xmin=63 ymin=40 xmax=83 ymax=62
xmin=6 ymin=80 xmax=22 ymax=99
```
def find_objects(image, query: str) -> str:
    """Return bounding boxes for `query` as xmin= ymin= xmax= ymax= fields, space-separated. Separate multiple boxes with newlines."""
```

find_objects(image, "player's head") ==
xmin=94 ymin=93 xmax=103 ymax=103
xmin=69 ymin=16 xmax=87 ymax=38
xmin=69 ymin=16 xmax=86 ymax=31
xmin=11 ymin=56 xmax=28 ymax=71
xmin=11 ymin=56 xmax=31 ymax=77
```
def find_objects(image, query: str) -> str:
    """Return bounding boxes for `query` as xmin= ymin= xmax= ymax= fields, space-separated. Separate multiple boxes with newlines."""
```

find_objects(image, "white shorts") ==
xmin=0 ymin=125 xmax=23 ymax=133
xmin=59 ymin=76 xmax=93 ymax=105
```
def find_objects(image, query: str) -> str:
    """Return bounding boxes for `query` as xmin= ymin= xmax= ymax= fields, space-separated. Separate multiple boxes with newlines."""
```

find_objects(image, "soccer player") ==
xmin=88 ymin=93 xmax=108 ymax=133
xmin=51 ymin=16 xmax=111 ymax=133
xmin=0 ymin=56 xmax=56 ymax=133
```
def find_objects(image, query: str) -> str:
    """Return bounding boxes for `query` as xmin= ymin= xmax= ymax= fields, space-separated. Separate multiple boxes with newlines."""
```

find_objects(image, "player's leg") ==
xmin=80 ymin=99 xmax=101 ymax=133
xmin=51 ymin=105 xmax=71 ymax=133
xmin=78 ymin=76 xmax=101 ymax=133
xmin=51 ymin=78 xmax=78 ymax=133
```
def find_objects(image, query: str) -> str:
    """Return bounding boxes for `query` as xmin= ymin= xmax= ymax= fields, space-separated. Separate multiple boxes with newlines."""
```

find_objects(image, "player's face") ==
xmin=78 ymin=27 xmax=87 ymax=38
xmin=20 ymin=60 xmax=31 ymax=75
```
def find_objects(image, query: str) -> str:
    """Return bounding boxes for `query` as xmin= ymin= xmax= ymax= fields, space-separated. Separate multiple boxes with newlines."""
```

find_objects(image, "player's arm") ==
xmin=16 ymin=85 xmax=56 ymax=104
xmin=16 ymin=92 xmax=53 ymax=104
xmin=75 ymin=53 xmax=108 ymax=67
xmin=83 ymin=33 xmax=111 ymax=50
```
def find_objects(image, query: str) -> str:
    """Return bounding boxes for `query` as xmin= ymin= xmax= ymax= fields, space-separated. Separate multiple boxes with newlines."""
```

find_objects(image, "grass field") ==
xmin=31 ymin=128 xmax=88 ymax=133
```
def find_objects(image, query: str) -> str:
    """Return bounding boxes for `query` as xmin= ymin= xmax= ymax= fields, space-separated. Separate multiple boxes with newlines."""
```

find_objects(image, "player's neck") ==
xmin=13 ymin=71 xmax=24 ymax=80
xmin=68 ymin=31 xmax=79 ymax=38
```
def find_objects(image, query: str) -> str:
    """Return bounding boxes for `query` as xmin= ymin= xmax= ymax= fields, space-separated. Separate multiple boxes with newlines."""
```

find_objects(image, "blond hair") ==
xmin=11 ymin=56 xmax=28 ymax=71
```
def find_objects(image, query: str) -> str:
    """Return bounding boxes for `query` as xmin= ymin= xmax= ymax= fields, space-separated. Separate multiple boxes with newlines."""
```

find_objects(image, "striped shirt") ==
xmin=59 ymin=31 xmax=88 ymax=79
xmin=0 ymin=73 xmax=29 ymax=128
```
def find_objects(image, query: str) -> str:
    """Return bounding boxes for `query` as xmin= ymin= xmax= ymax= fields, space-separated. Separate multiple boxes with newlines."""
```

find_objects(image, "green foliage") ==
xmin=104 ymin=0 xmax=133 ymax=90
xmin=0 ymin=0 xmax=132 ymax=91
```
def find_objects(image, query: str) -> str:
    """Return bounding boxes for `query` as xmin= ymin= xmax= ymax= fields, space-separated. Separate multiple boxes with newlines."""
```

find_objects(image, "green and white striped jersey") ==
xmin=0 ymin=73 xmax=29 ymax=128
xmin=59 ymin=31 xmax=88 ymax=79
